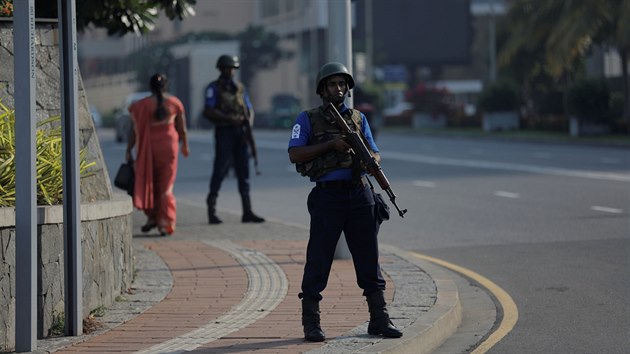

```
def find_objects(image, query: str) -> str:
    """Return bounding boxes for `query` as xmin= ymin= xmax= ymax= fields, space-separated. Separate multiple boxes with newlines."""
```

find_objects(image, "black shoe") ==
xmin=302 ymin=298 xmax=325 ymax=342
xmin=208 ymin=215 xmax=223 ymax=224
xmin=304 ymin=326 xmax=325 ymax=342
xmin=242 ymin=213 xmax=265 ymax=223
xmin=366 ymin=290 xmax=403 ymax=338
xmin=141 ymin=221 xmax=157 ymax=233
xmin=368 ymin=319 xmax=403 ymax=338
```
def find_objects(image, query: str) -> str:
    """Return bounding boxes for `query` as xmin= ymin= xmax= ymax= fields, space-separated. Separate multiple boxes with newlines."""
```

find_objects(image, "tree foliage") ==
xmin=130 ymin=26 xmax=292 ymax=88
xmin=77 ymin=0 xmax=196 ymax=36
xmin=567 ymin=78 xmax=611 ymax=122
xmin=28 ymin=0 xmax=196 ymax=36
xmin=237 ymin=25 xmax=293 ymax=87
xmin=499 ymin=0 xmax=630 ymax=120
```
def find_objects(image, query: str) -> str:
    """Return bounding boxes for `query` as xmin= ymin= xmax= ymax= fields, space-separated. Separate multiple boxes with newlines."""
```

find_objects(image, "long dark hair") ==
xmin=150 ymin=73 xmax=168 ymax=121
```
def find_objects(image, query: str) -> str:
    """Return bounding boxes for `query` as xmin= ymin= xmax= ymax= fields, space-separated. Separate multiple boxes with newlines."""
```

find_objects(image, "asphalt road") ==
xmin=99 ymin=128 xmax=630 ymax=354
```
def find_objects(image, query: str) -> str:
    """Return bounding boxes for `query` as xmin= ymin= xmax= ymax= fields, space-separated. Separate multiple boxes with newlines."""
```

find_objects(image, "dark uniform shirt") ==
xmin=288 ymin=104 xmax=379 ymax=181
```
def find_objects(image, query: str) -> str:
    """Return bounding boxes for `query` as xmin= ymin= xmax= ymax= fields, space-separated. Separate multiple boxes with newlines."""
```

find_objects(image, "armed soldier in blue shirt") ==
xmin=288 ymin=62 xmax=402 ymax=342
xmin=203 ymin=55 xmax=265 ymax=224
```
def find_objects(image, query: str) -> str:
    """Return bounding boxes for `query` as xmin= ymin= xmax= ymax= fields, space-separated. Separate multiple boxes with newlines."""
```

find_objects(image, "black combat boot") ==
xmin=206 ymin=194 xmax=222 ymax=224
xmin=241 ymin=196 xmax=265 ymax=223
xmin=366 ymin=290 xmax=403 ymax=338
xmin=301 ymin=297 xmax=325 ymax=342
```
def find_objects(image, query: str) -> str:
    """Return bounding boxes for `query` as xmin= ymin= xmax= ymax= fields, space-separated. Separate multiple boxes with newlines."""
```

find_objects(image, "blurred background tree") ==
xmin=499 ymin=0 xmax=630 ymax=122
xmin=128 ymin=26 xmax=291 ymax=89
xmin=238 ymin=25 xmax=292 ymax=88
xmin=31 ymin=0 xmax=196 ymax=36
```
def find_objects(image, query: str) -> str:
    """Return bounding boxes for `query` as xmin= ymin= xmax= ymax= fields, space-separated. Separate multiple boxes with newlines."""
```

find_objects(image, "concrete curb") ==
xmin=371 ymin=245 xmax=463 ymax=354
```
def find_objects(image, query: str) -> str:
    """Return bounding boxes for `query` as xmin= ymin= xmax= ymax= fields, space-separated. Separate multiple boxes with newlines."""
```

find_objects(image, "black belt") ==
xmin=316 ymin=176 xmax=368 ymax=189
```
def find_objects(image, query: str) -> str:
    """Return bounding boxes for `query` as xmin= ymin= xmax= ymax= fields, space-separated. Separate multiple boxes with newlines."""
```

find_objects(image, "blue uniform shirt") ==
xmin=288 ymin=104 xmax=379 ymax=182
xmin=204 ymin=79 xmax=253 ymax=110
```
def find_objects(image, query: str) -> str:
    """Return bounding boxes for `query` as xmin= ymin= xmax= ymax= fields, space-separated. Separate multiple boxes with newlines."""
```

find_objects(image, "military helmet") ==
xmin=316 ymin=62 xmax=355 ymax=94
xmin=216 ymin=55 xmax=240 ymax=69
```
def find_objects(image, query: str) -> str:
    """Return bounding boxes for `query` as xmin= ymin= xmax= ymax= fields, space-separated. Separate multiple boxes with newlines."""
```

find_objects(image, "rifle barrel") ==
xmin=326 ymin=103 xmax=407 ymax=218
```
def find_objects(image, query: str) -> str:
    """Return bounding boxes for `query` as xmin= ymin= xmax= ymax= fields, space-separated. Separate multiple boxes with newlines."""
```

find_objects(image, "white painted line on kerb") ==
xmin=413 ymin=180 xmax=436 ymax=188
xmin=494 ymin=191 xmax=520 ymax=199
xmin=382 ymin=151 xmax=630 ymax=182
xmin=591 ymin=206 xmax=623 ymax=214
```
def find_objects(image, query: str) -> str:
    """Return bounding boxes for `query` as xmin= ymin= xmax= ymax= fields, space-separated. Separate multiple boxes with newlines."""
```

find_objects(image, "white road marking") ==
xmin=590 ymin=206 xmax=623 ymax=214
xmin=532 ymin=152 xmax=551 ymax=159
xmin=413 ymin=180 xmax=436 ymax=188
xmin=382 ymin=151 xmax=630 ymax=182
xmin=494 ymin=191 xmax=520 ymax=199
xmin=600 ymin=157 xmax=621 ymax=164
xmin=187 ymin=135 xmax=630 ymax=183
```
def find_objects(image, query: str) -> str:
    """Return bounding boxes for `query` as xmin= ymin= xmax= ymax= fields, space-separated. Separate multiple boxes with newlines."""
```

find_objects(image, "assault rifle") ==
xmin=242 ymin=119 xmax=261 ymax=175
xmin=325 ymin=103 xmax=407 ymax=217
xmin=236 ymin=94 xmax=261 ymax=176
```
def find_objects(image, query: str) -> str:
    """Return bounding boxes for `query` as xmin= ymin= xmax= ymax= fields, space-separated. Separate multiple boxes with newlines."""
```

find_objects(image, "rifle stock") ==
xmin=236 ymin=93 xmax=261 ymax=176
xmin=325 ymin=103 xmax=407 ymax=217
xmin=242 ymin=120 xmax=261 ymax=175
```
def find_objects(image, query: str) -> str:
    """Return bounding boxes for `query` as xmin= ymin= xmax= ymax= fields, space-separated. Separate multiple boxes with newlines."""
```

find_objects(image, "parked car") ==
xmin=114 ymin=91 xmax=151 ymax=142
xmin=270 ymin=94 xmax=301 ymax=129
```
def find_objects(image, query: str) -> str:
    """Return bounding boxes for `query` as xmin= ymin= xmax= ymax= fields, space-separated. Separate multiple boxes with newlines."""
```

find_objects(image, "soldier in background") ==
xmin=203 ymin=54 xmax=265 ymax=224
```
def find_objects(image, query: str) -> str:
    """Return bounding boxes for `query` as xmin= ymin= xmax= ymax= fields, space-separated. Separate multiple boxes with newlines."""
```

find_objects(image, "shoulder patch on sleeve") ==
xmin=292 ymin=124 xmax=301 ymax=139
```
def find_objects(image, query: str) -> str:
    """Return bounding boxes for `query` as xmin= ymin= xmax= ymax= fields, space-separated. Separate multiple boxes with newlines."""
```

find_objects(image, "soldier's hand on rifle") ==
xmin=332 ymin=137 xmax=352 ymax=155
xmin=234 ymin=113 xmax=246 ymax=123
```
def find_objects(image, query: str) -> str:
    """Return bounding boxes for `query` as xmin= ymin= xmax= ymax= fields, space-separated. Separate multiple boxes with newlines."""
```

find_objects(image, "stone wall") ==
xmin=0 ymin=18 xmax=135 ymax=352
xmin=0 ymin=196 xmax=133 ymax=352
xmin=0 ymin=19 xmax=113 ymax=203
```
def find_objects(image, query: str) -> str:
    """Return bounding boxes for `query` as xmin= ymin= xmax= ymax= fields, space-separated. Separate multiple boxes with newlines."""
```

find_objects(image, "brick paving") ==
xmin=36 ymin=198 xmax=448 ymax=354
xmin=53 ymin=239 xmax=394 ymax=354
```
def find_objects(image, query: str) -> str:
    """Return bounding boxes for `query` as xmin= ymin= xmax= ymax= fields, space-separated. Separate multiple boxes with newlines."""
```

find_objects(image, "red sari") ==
xmin=129 ymin=95 xmax=184 ymax=233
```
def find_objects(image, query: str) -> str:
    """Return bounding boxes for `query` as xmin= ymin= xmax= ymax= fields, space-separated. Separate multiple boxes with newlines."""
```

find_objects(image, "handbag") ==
xmin=114 ymin=161 xmax=134 ymax=196
xmin=367 ymin=178 xmax=390 ymax=224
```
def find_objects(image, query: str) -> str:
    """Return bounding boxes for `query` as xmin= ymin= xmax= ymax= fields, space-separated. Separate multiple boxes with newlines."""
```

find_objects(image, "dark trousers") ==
xmin=208 ymin=126 xmax=250 ymax=198
xmin=300 ymin=183 xmax=385 ymax=300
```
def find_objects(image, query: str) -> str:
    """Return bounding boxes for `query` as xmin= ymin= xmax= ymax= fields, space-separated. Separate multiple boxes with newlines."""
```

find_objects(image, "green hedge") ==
xmin=567 ymin=78 xmax=610 ymax=123
xmin=477 ymin=80 xmax=519 ymax=113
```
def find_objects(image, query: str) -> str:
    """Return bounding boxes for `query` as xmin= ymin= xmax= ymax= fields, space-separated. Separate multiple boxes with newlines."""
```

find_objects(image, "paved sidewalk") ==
xmin=35 ymin=199 xmax=462 ymax=354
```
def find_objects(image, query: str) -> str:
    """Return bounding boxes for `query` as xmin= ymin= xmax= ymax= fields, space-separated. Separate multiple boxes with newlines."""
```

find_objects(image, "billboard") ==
xmin=356 ymin=0 xmax=471 ymax=66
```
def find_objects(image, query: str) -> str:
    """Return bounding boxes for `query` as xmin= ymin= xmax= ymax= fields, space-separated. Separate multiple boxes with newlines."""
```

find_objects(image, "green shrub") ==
xmin=477 ymin=80 xmax=519 ymax=113
xmin=567 ymin=78 xmax=610 ymax=123
xmin=0 ymin=101 xmax=95 ymax=207
xmin=0 ymin=0 xmax=12 ymax=18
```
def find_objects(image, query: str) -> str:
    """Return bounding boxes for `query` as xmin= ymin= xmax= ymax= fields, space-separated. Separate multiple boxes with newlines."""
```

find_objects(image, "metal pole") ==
xmin=365 ymin=0 xmax=373 ymax=82
xmin=328 ymin=0 xmax=353 ymax=259
xmin=14 ymin=0 xmax=37 ymax=351
xmin=327 ymin=0 xmax=353 ymax=108
xmin=489 ymin=0 xmax=497 ymax=82
xmin=58 ymin=0 xmax=83 ymax=336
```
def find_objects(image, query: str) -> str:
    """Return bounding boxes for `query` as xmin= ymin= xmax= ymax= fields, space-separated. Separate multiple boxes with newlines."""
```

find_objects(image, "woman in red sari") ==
xmin=125 ymin=73 xmax=190 ymax=235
